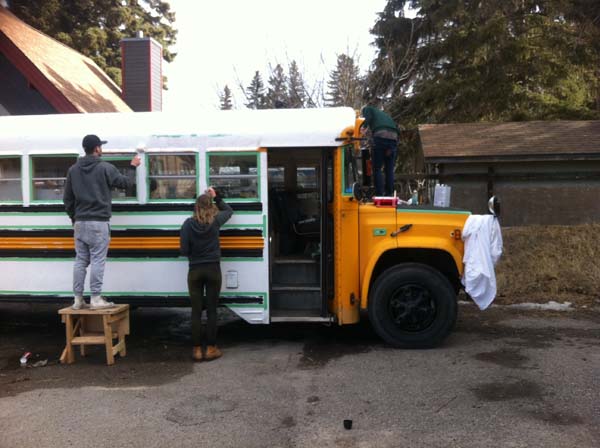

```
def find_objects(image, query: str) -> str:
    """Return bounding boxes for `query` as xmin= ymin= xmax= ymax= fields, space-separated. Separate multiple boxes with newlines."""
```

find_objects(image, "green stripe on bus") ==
xmin=0 ymin=257 xmax=264 ymax=262
xmin=0 ymin=224 xmax=264 ymax=230
xmin=396 ymin=209 xmax=471 ymax=215
xmin=0 ymin=290 xmax=269 ymax=309
xmin=0 ymin=210 xmax=262 ymax=216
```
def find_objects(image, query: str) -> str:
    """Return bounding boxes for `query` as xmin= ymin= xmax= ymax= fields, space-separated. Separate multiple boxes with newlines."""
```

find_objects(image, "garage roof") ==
xmin=419 ymin=120 xmax=600 ymax=162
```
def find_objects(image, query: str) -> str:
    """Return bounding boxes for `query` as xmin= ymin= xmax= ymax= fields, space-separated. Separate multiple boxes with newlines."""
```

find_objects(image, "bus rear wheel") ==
xmin=368 ymin=263 xmax=457 ymax=349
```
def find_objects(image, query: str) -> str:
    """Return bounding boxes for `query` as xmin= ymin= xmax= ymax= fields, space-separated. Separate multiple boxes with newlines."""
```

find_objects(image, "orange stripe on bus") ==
xmin=0 ymin=236 xmax=264 ymax=250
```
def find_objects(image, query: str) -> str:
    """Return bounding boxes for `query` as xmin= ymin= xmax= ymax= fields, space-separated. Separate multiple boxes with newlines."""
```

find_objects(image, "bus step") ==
xmin=270 ymin=316 xmax=331 ymax=323
xmin=270 ymin=287 xmax=321 ymax=310
xmin=271 ymin=285 xmax=320 ymax=292
xmin=272 ymin=257 xmax=319 ymax=285
xmin=270 ymin=309 xmax=330 ymax=323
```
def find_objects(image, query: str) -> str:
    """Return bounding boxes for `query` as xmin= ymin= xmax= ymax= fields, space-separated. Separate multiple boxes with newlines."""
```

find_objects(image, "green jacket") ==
xmin=360 ymin=106 xmax=399 ymax=136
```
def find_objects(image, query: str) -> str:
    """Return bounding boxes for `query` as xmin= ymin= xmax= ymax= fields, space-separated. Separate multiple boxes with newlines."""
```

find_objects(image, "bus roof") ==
xmin=0 ymin=107 xmax=356 ymax=153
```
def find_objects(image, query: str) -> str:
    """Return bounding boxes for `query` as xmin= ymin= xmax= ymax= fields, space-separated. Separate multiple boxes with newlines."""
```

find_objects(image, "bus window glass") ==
xmin=103 ymin=157 xmax=137 ymax=201
xmin=343 ymin=147 xmax=359 ymax=195
xmin=297 ymin=167 xmax=317 ymax=190
xmin=0 ymin=157 xmax=22 ymax=201
xmin=148 ymin=154 xmax=196 ymax=200
xmin=268 ymin=167 xmax=285 ymax=189
xmin=31 ymin=156 xmax=76 ymax=201
xmin=208 ymin=154 xmax=258 ymax=199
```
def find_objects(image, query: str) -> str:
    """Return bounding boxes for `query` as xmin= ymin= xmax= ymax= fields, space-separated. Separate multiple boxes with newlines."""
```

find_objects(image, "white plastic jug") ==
xmin=434 ymin=184 xmax=451 ymax=207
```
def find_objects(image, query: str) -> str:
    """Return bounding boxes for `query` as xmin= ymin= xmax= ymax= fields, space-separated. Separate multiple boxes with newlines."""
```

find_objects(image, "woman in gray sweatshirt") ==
xmin=180 ymin=187 xmax=233 ymax=361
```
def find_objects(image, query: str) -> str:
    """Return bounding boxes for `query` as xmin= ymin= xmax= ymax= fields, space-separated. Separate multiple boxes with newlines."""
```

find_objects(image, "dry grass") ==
xmin=494 ymin=224 xmax=600 ymax=306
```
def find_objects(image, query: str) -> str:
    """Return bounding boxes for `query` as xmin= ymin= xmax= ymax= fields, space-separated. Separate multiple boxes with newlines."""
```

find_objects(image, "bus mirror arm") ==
xmin=335 ymin=137 xmax=366 ymax=142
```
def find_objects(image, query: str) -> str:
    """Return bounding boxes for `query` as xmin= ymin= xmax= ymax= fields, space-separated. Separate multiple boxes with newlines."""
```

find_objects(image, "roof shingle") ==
xmin=0 ymin=7 xmax=131 ymax=113
xmin=419 ymin=121 xmax=600 ymax=160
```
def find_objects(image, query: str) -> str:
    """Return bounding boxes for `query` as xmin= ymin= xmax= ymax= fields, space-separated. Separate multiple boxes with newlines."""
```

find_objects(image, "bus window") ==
xmin=297 ymin=167 xmax=317 ymax=190
xmin=208 ymin=153 xmax=258 ymax=199
xmin=268 ymin=166 xmax=285 ymax=189
xmin=148 ymin=154 xmax=196 ymax=201
xmin=31 ymin=155 xmax=76 ymax=201
xmin=103 ymin=155 xmax=137 ymax=201
xmin=343 ymin=146 xmax=359 ymax=195
xmin=0 ymin=157 xmax=22 ymax=202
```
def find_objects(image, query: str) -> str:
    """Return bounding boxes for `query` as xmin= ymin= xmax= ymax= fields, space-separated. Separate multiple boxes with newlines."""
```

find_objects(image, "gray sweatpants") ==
xmin=73 ymin=221 xmax=110 ymax=297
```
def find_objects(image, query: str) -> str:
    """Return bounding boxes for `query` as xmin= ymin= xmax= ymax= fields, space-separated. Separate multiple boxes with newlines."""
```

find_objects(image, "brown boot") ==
xmin=192 ymin=346 xmax=204 ymax=361
xmin=205 ymin=345 xmax=222 ymax=361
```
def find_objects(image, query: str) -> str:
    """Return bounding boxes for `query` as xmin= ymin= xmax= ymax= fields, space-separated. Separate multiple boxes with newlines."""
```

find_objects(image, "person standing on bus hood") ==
xmin=63 ymin=135 xmax=141 ymax=309
xmin=180 ymin=187 xmax=233 ymax=362
xmin=360 ymin=106 xmax=399 ymax=196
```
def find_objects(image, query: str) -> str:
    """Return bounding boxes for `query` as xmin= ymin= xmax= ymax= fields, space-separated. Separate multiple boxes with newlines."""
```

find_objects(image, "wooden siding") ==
xmin=435 ymin=160 xmax=600 ymax=226
xmin=150 ymin=40 xmax=162 ymax=111
xmin=121 ymin=38 xmax=163 ymax=112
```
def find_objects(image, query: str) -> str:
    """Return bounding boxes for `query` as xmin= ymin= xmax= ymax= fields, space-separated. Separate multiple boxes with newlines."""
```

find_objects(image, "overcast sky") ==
xmin=162 ymin=0 xmax=388 ymax=112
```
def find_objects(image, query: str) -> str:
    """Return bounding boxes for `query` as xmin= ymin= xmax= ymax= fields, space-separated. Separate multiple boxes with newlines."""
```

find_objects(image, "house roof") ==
xmin=419 ymin=120 xmax=600 ymax=162
xmin=0 ymin=6 xmax=131 ymax=113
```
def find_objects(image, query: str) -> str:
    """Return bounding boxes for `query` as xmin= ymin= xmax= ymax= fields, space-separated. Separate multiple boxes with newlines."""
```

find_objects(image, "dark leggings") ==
xmin=187 ymin=263 xmax=222 ymax=347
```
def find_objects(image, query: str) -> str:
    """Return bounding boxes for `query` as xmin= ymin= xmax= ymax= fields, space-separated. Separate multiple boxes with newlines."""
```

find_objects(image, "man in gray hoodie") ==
xmin=63 ymin=134 xmax=141 ymax=309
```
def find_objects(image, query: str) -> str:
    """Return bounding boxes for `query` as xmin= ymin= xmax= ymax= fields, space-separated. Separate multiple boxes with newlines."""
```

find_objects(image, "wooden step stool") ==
xmin=59 ymin=304 xmax=129 ymax=366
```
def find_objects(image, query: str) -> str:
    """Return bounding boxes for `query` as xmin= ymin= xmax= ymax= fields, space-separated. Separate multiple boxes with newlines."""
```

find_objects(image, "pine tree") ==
xmin=266 ymin=64 xmax=288 ymax=108
xmin=10 ymin=0 xmax=177 ymax=88
xmin=367 ymin=0 xmax=600 ymax=123
xmin=245 ymin=71 xmax=267 ymax=110
xmin=288 ymin=60 xmax=307 ymax=108
xmin=219 ymin=85 xmax=233 ymax=110
xmin=326 ymin=54 xmax=363 ymax=109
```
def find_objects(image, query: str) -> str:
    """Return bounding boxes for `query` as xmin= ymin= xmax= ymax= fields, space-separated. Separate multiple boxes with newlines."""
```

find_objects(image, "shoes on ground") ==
xmin=204 ymin=345 xmax=222 ymax=361
xmin=192 ymin=346 xmax=204 ymax=361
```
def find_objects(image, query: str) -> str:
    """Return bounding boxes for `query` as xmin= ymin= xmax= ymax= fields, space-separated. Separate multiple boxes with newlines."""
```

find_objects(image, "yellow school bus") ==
xmin=0 ymin=107 xmax=470 ymax=347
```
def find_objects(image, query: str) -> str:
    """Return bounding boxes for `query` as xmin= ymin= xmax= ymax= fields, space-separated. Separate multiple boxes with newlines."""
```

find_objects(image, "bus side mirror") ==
xmin=352 ymin=182 xmax=363 ymax=202
xmin=488 ymin=196 xmax=500 ymax=217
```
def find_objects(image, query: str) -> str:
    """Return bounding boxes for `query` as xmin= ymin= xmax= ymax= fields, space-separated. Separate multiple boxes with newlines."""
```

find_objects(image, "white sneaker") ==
xmin=90 ymin=296 xmax=115 ymax=309
xmin=72 ymin=296 xmax=86 ymax=310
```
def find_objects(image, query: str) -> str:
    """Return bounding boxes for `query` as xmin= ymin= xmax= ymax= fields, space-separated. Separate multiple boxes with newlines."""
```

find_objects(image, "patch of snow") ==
xmin=505 ymin=301 xmax=572 ymax=311
xmin=459 ymin=300 xmax=573 ymax=311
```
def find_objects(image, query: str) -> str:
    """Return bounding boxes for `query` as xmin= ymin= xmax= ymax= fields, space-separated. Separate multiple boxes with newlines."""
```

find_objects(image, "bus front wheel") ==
xmin=368 ymin=263 xmax=457 ymax=349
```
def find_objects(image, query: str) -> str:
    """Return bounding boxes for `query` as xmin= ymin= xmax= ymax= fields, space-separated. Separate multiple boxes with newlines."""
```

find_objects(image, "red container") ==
xmin=372 ymin=196 xmax=399 ymax=207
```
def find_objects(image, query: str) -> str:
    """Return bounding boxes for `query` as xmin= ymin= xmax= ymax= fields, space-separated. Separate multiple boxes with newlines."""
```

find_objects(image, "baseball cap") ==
xmin=82 ymin=134 xmax=107 ymax=150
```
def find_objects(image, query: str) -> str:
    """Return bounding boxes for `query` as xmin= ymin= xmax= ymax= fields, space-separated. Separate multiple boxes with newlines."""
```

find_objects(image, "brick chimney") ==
xmin=120 ymin=33 xmax=163 ymax=112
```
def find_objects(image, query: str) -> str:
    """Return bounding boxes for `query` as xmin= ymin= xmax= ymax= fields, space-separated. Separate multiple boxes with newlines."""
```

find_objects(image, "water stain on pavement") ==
xmin=473 ymin=348 xmax=530 ymax=369
xmin=307 ymin=395 xmax=320 ymax=404
xmin=472 ymin=379 xmax=544 ymax=402
xmin=299 ymin=339 xmax=372 ymax=369
xmin=526 ymin=409 xmax=584 ymax=426
xmin=165 ymin=394 xmax=237 ymax=426
xmin=279 ymin=415 xmax=296 ymax=429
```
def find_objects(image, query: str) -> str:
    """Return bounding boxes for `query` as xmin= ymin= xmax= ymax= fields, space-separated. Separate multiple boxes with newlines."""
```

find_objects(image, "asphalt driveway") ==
xmin=0 ymin=303 xmax=598 ymax=448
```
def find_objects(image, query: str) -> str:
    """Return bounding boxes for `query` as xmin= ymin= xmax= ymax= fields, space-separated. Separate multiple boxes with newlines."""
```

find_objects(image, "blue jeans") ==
xmin=372 ymin=137 xmax=397 ymax=196
xmin=73 ymin=221 xmax=110 ymax=297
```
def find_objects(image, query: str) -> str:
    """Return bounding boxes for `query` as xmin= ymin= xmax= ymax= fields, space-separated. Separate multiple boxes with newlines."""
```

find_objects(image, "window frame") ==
xmin=101 ymin=154 xmax=139 ymax=203
xmin=0 ymin=155 xmax=23 ymax=204
xmin=206 ymin=151 xmax=261 ymax=202
xmin=146 ymin=152 xmax=198 ymax=203
xmin=30 ymin=154 xmax=78 ymax=204
xmin=341 ymin=145 xmax=357 ymax=197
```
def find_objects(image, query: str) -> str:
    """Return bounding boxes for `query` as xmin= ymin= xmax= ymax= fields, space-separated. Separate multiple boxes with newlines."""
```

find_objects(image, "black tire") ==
xmin=368 ymin=263 xmax=458 ymax=349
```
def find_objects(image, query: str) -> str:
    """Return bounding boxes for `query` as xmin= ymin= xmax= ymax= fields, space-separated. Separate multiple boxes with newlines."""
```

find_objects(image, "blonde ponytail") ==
xmin=194 ymin=194 xmax=218 ymax=224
